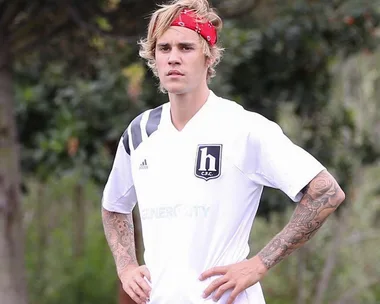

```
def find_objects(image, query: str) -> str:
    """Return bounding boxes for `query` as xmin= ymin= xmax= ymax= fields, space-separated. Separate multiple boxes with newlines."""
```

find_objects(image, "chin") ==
xmin=163 ymin=84 xmax=188 ymax=95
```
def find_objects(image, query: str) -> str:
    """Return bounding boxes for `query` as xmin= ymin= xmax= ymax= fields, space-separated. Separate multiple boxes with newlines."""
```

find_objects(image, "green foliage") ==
xmin=249 ymin=164 xmax=380 ymax=304
xmin=14 ymin=0 xmax=380 ymax=187
xmin=209 ymin=0 xmax=380 ymax=216
xmin=228 ymin=0 xmax=380 ymax=117
xmin=22 ymin=163 xmax=380 ymax=304
xmin=13 ymin=2 xmax=380 ymax=301
xmin=7 ymin=0 xmax=380 ymax=303
xmin=24 ymin=173 xmax=118 ymax=304
xmin=15 ymin=43 xmax=147 ymax=182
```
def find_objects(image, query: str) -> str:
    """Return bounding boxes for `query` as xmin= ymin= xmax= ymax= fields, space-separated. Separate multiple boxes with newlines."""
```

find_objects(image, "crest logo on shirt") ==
xmin=194 ymin=144 xmax=222 ymax=181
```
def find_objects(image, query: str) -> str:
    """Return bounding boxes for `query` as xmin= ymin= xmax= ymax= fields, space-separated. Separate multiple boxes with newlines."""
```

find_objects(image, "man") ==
xmin=101 ymin=0 xmax=346 ymax=303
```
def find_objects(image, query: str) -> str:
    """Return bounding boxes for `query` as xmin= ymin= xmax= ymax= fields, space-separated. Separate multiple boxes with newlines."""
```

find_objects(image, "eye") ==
xmin=182 ymin=45 xmax=193 ymax=51
xmin=158 ymin=45 xmax=170 ymax=52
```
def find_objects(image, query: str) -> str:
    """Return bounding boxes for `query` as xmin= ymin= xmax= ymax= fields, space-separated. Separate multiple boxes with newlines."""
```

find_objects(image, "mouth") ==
xmin=167 ymin=70 xmax=184 ymax=76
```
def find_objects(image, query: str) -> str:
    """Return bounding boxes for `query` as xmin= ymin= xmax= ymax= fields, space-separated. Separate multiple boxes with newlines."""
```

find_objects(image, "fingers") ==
xmin=131 ymin=280 xmax=149 ymax=301
xmin=203 ymin=277 xmax=243 ymax=303
xmin=212 ymin=281 xmax=235 ymax=302
xmin=202 ymin=276 xmax=228 ymax=298
xmin=136 ymin=276 xmax=152 ymax=297
xmin=122 ymin=266 xmax=152 ymax=304
xmin=127 ymin=280 xmax=149 ymax=303
xmin=125 ymin=284 xmax=147 ymax=304
xmin=140 ymin=265 xmax=152 ymax=282
xmin=227 ymin=287 xmax=241 ymax=304
xmin=199 ymin=266 xmax=228 ymax=280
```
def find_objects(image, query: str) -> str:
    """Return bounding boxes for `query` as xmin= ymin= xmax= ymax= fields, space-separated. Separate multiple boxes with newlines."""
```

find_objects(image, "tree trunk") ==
xmin=312 ymin=219 xmax=343 ymax=304
xmin=0 ymin=39 xmax=28 ymax=303
xmin=36 ymin=183 xmax=46 ymax=296
xmin=73 ymin=183 xmax=85 ymax=258
xmin=312 ymin=176 xmax=356 ymax=304
xmin=296 ymin=246 xmax=308 ymax=304
xmin=73 ymin=183 xmax=85 ymax=303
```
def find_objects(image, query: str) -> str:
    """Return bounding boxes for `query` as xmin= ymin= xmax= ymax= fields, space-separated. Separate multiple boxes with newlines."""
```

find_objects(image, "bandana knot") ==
xmin=171 ymin=9 xmax=217 ymax=46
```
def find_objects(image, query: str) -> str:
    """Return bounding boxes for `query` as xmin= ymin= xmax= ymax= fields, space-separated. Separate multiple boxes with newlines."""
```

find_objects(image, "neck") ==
xmin=168 ymin=85 xmax=210 ymax=131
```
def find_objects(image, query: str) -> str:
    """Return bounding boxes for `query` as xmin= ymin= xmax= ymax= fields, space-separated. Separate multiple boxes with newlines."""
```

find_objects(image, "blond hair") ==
xmin=138 ymin=0 xmax=224 ymax=89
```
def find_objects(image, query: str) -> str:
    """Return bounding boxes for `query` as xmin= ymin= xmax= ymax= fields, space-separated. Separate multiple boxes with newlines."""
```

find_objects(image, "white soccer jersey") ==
xmin=102 ymin=90 xmax=325 ymax=304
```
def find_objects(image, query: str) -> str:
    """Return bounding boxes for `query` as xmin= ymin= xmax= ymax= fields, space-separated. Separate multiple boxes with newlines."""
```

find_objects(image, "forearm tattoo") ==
xmin=258 ymin=170 xmax=344 ymax=269
xmin=102 ymin=208 xmax=138 ymax=274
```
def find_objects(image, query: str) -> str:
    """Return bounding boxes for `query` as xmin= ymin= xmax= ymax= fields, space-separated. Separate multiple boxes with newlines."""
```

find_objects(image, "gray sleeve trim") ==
xmin=146 ymin=105 xmax=163 ymax=137
xmin=130 ymin=113 xmax=144 ymax=150
xmin=122 ymin=105 xmax=163 ymax=155
xmin=122 ymin=129 xmax=130 ymax=155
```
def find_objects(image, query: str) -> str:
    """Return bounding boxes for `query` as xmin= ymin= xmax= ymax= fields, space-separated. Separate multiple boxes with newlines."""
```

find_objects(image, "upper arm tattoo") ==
xmin=258 ymin=170 xmax=345 ymax=269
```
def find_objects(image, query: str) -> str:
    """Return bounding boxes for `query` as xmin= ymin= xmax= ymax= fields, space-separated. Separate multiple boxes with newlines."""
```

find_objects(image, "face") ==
xmin=155 ymin=26 xmax=210 ymax=95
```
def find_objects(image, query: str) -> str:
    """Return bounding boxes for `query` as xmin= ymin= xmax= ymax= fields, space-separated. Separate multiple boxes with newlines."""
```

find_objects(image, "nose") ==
xmin=168 ymin=48 xmax=180 ymax=65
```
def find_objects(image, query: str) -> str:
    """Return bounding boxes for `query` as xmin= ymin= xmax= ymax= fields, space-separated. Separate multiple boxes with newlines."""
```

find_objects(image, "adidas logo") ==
xmin=139 ymin=159 xmax=148 ymax=170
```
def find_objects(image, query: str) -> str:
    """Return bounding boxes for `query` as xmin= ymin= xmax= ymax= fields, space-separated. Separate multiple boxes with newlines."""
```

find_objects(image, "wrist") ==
xmin=250 ymin=255 xmax=269 ymax=276
xmin=118 ymin=263 xmax=139 ymax=277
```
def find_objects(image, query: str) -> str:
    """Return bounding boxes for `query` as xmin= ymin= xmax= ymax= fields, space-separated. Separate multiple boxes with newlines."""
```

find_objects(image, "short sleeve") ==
xmin=243 ymin=113 xmax=325 ymax=202
xmin=102 ymin=136 xmax=137 ymax=213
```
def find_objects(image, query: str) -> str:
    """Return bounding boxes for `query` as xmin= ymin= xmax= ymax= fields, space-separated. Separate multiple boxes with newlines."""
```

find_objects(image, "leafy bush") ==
xmin=24 ymin=173 xmax=118 ymax=304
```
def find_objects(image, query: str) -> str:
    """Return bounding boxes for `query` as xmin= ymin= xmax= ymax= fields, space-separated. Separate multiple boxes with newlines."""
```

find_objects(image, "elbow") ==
xmin=336 ymin=187 xmax=346 ymax=207
xmin=101 ymin=206 xmax=112 ymax=221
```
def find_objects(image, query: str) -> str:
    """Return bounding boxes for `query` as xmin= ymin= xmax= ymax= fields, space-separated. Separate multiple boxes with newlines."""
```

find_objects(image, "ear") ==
xmin=206 ymin=56 xmax=214 ymax=68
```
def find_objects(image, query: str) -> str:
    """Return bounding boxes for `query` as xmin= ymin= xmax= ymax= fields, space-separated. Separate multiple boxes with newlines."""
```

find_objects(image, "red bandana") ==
xmin=170 ymin=9 xmax=217 ymax=46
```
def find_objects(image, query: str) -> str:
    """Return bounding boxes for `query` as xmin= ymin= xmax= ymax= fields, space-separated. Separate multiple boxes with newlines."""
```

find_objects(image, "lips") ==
xmin=167 ymin=70 xmax=184 ymax=76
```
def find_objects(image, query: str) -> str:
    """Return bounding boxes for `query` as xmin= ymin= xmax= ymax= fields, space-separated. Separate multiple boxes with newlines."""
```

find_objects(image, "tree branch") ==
xmin=312 ymin=219 xmax=344 ymax=304
xmin=0 ymin=0 xmax=25 ymax=29
xmin=12 ymin=20 xmax=70 ymax=57
xmin=312 ymin=176 xmax=356 ymax=304
xmin=211 ymin=0 xmax=261 ymax=18
xmin=331 ymin=277 xmax=379 ymax=304
xmin=9 ymin=2 xmax=46 ymax=35
xmin=343 ymin=231 xmax=380 ymax=246
xmin=67 ymin=4 xmax=137 ymax=43
xmin=75 ymin=1 xmax=113 ymax=21
xmin=0 ymin=1 xmax=7 ymax=21
xmin=296 ymin=246 xmax=309 ymax=304
xmin=0 ymin=38 xmax=10 ymax=71
xmin=10 ymin=6 xmax=69 ymax=47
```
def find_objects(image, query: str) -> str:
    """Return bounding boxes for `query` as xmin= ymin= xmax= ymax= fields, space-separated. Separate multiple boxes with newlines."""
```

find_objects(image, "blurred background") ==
xmin=1 ymin=0 xmax=380 ymax=303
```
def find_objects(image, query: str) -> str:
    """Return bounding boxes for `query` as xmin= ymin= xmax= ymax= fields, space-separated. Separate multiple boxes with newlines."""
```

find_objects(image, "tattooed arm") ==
xmin=200 ymin=170 xmax=345 ymax=304
xmin=101 ymin=208 xmax=138 ymax=275
xmin=257 ymin=169 xmax=346 ymax=269
xmin=102 ymin=208 xmax=151 ymax=303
